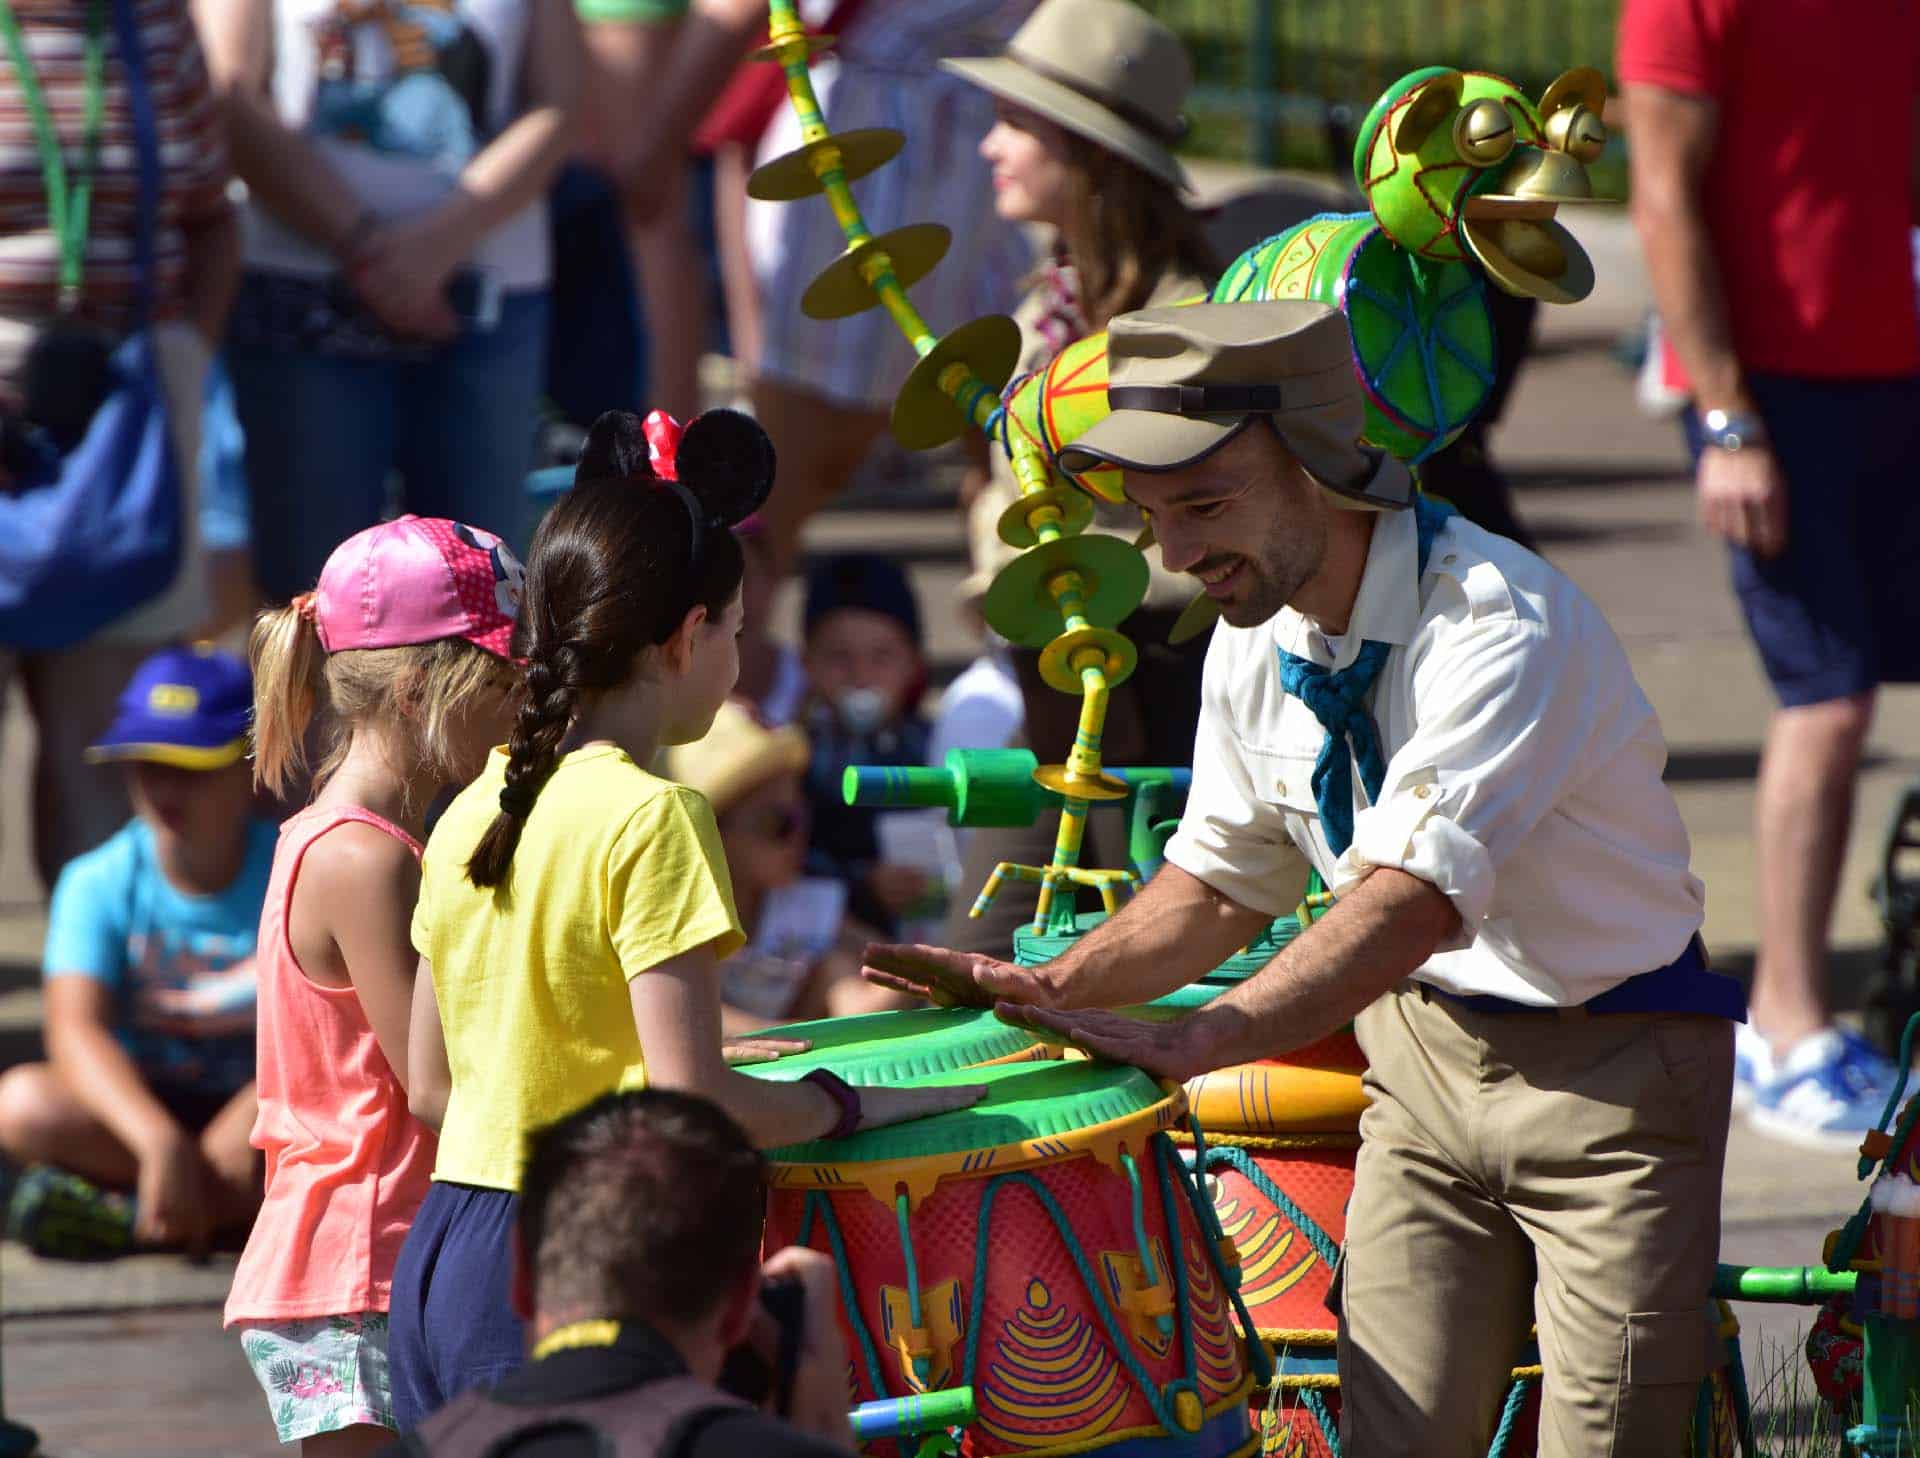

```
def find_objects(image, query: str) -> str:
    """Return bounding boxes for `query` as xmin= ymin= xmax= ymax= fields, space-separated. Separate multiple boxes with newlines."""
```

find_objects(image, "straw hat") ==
xmin=941 ymin=0 xmax=1193 ymax=194
xmin=664 ymin=699 xmax=810 ymax=819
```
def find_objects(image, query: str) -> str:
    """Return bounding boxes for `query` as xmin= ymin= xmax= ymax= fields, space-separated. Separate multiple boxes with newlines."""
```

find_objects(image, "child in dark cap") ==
xmin=800 ymin=553 xmax=948 ymax=936
xmin=0 ymin=645 xmax=270 ymax=1259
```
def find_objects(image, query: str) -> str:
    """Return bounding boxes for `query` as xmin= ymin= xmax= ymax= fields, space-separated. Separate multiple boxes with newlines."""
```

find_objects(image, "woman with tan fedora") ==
xmin=940 ymin=0 xmax=1219 ymax=954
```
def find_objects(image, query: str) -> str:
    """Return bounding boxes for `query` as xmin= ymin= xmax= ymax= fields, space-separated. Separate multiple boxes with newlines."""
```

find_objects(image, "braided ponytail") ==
xmin=460 ymin=407 xmax=773 ymax=892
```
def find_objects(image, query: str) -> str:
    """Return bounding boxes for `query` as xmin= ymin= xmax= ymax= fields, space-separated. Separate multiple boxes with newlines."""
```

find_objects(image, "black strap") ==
xmin=1107 ymin=382 xmax=1287 ymax=416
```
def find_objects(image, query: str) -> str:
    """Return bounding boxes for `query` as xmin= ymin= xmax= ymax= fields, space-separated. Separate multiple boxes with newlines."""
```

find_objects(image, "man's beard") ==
xmin=1203 ymin=528 xmax=1323 ymax=628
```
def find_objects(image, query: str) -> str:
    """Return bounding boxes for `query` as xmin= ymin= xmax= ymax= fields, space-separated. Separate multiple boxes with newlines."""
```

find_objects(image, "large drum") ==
xmin=753 ymin=1058 xmax=1258 ymax=1458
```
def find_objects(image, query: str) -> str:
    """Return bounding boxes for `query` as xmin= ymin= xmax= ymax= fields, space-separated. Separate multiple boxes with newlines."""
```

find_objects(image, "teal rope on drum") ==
xmin=1173 ymin=1125 xmax=1274 ymax=1386
xmin=1486 ymin=1373 xmax=1533 ymax=1458
xmin=1199 ymin=1143 xmax=1343 ymax=1272
xmin=1148 ymin=1135 xmax=1198 ymax=1384
xmin=961 ymin=1171 xmax=1184 ymax=1435
xmin=799 ymin=1192 xmax=890 ymax=1412
xmin=1298 ymin=1385 xmax=1343 ymax=1456
xmin=1119 ymin=1150 xmax=1175 ymax=1344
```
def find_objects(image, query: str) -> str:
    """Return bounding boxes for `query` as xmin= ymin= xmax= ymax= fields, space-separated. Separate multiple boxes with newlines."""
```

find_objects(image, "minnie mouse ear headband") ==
xmin=574 ymin=408 xmax=777 ymax=563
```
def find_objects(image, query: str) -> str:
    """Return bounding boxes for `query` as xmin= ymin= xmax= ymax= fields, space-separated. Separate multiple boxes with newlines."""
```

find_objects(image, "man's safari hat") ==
xmin=665 ymin=699 xmax=810 ymax=819
xmin=87 ymin=644 xmax=252 ymax=769
xmin=1055 ymin=300 xmax=1416 ymax=511
xmin=941 ymin=0 xmax=1192 ymax=193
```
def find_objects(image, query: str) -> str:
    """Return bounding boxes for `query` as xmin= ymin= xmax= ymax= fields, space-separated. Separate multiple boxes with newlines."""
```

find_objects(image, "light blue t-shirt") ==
xmin=42 ymin=819 xmax=277 ymax=1096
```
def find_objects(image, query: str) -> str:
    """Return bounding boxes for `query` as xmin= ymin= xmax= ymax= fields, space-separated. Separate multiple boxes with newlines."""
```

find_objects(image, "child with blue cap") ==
xmin=0 ymin=644 xmax=273 ymax=1260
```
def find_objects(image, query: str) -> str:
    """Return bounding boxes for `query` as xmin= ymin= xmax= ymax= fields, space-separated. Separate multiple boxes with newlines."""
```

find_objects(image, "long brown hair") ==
xmin=1060 ymin=131 xmax=1217 ymax=330
xmin=464 ymin=412 xmax=765 ymax=890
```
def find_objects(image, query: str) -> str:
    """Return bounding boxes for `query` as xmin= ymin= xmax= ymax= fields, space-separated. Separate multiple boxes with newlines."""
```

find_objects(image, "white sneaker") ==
xmin=1746 ymin=1027 xmax=1903 ymax=1153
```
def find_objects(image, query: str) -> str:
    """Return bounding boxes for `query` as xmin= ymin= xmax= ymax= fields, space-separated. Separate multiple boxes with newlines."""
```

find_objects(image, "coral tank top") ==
xmin=225 ymin=805 xmax=434 ymax=1323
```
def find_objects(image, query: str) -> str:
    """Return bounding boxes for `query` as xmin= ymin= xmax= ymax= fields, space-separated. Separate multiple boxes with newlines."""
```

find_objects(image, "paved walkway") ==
xmin=0 ymin=208 xmax=1912 ymax=1453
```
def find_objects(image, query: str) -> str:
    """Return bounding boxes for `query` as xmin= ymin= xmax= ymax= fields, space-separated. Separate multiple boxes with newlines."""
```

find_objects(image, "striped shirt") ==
xmin=0 ymin=0 xmax=230 ymax=339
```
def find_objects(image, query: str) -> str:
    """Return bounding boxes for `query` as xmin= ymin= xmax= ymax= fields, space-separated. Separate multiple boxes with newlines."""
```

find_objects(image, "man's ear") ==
xmin=510 ymin=1227 xmax=535 ymax=1323
xmin=718 ymin=1263 xmax=762 ymax=1351
xmin=661 ymin=602 xmax=711 ymax=678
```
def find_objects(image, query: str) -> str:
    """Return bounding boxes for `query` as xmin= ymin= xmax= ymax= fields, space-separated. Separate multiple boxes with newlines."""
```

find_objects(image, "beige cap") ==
xmin=663 ymin=699 xmax=809 ymax=819
xmin=941 ymin=0 xmax=1192 ymax=193
xmin=1055 ymin=300 xmax=1413 ymax=510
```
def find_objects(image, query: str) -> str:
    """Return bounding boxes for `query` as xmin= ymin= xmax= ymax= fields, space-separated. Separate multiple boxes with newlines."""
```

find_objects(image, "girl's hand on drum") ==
xmin=756 ymin=1247 xmax=856 ymax=1447
xmin=993 ymin=1002 xmax=1208 ymax=1081
xmin=853 ymin=1080 xmax=989 ymax=1132
xmin=721 ymin=1036 xmax=813 ymax=1065
xmin=860 ymin=942 xmax=1044 ymax=1009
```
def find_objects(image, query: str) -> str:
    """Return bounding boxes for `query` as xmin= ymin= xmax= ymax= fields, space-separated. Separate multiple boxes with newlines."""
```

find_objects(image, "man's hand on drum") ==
xmin=992 ymin=1003 xmax=1212 ymax=1083
xmin=859 ymin=942 xmax=1058 ymax=1010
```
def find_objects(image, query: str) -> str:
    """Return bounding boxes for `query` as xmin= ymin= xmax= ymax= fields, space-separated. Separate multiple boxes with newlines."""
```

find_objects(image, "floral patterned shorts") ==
xmin=237 ymin=1312 xmax=394 ymax=1443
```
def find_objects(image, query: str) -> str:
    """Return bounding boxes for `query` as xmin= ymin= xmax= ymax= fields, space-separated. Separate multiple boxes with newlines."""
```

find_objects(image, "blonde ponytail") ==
xmin=249 ymin=600 xmax=327 ymax=799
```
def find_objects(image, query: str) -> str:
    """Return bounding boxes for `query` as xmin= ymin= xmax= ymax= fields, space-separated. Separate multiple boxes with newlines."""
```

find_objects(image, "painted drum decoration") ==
xmin=756 ymin=1060 xmax=1258 ymax=1458
xmin=742 ymin=1006 xmax=1055 ymax=1083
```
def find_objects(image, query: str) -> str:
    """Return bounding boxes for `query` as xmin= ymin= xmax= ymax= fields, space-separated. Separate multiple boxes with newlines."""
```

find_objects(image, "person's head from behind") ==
xmin=664 ymin=700 xmax=811 ymax=898
xmin=465 ymin=409 xmax=777 ymax=889
xmin=86 ymin=645 xmax=257 ymax=858
xmin=802 ymin=554 xmax=924 ymax=736
xmin=956 ymin=0 xmax=1213 ymax=328
xmin=1054 ymin=301 xmax=1412 ymax=630
xmin=249 ymin=516 xmax=525 ymax=812
xmin=515 ymin=1089 xmax=768 ymax=1373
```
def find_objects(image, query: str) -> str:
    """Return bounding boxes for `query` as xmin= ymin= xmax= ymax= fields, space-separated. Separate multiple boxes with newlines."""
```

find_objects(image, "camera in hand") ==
xmin=718 ymin=1276 xmax=807 ymax=1416
xmin=21 ymin=321 xmax=116 ymax=450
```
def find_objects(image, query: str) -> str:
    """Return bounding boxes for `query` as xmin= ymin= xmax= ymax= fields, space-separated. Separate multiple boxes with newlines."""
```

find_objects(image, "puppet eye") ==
xmin=1546 ymin=103 xmax=1607 ymax=164
xmin=1452 ymin=99 xmax=1517 ymax=167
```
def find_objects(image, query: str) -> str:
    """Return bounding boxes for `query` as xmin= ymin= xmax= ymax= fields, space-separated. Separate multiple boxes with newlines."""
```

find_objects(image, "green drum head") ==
xmin=1015 ymin=912 xmax=1300 ymax=972
xmin=741 ymin=1007 xmax=1041 ymax=1083
xmin=769 ymin=1058 xmax=1165 ymax=1165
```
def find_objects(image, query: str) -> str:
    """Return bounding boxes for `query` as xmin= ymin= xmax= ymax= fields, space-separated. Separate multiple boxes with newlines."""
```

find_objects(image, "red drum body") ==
xmin=760 ymin=1061 xmax=1258 ymax=1458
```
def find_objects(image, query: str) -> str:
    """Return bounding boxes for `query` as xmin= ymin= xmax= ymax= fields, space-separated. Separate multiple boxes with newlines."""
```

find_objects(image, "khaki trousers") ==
xmin=1336 ymin=984 xmax=1733 ymax=1458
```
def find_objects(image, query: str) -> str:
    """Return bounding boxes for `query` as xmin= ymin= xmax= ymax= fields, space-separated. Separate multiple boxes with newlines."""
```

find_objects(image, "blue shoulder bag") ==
xmin=0 ymin=0 xmax=185 ymax=651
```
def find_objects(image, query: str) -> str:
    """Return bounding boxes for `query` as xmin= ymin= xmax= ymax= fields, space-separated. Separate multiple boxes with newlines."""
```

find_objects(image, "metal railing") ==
xmin=1143 ymin=0 xmax=1620 ymax=170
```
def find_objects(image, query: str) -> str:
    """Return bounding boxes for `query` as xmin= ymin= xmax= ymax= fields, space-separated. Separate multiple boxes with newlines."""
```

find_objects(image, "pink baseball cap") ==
xmin=311 ymin=515 xmax=523 ymax=660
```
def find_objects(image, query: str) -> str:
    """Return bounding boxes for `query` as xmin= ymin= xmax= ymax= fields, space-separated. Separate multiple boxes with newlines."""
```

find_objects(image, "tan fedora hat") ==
xmin=1055 ymin=300 xmax=1416 ymax=511
xmin=941 ymin=0 xmax=1192 ymax=194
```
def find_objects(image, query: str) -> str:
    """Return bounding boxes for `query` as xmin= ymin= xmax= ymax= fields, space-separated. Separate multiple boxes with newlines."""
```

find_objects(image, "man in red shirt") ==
xmin=1620 ymin=0 xmax=1920 ymax=1148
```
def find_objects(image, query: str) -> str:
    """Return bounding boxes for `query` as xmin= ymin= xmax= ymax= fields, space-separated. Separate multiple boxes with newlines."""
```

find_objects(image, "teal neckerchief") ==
xmin=1276 ymin=494 xmax=1455 ymax=856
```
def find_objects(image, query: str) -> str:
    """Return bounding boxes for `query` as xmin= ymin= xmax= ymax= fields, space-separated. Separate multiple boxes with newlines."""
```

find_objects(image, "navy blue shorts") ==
xmin=1684 ymin=373 xmax=1920 ymax=707
xmin=388 ymin=1180 xmax=526 ymax=1431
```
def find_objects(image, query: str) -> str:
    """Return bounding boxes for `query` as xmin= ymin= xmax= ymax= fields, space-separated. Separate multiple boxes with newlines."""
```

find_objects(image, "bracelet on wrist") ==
xmin=800 ymin=1067 xmax=862 ymax=1140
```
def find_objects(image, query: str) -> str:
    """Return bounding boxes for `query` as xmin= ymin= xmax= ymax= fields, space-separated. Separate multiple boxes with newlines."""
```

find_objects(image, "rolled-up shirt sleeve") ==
xmin=1163 ymin=637 xmax=1309 ymax=917
xmin=1332 ymin=604 xmax=1609 ymax=941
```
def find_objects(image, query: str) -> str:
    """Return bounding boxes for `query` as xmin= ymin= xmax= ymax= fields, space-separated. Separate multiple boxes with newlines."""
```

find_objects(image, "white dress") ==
xmin=746 ymin=0 xmax=1038 ymax=410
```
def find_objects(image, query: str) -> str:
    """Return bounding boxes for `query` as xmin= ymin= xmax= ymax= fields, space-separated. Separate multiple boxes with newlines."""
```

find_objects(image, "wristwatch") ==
xmin=1698 ymin=407 xmax=1769 ymax=453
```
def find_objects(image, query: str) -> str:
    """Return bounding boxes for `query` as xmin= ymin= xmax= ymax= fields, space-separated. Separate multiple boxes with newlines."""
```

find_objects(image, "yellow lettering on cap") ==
xmin=147 ymin=684 xmax=199 ymax=715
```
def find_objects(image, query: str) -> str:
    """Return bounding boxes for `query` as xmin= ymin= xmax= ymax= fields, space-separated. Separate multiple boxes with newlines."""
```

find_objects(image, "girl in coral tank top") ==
xmin=225 ymin=515 xmax=522 ymax=1456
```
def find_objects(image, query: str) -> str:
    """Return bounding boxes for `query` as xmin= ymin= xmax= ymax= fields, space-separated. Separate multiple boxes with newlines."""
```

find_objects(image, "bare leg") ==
xmin=748 ymin=374 xmax=889 ymax=575
xmin=1748 ymin=691 xmax=1876 ymax=1050
xmin=198 ymin=1081 xmax=264 ymax=1234
xmin=581 ymin=18 xmax=705 ymax=421
xmin=0 ymin=1062 xmax=140 ymax=1185
xmin=713 ymin=142 xmax=763 ymax=380
xmin=302 ymin=1425 xmax=397 ymax=1457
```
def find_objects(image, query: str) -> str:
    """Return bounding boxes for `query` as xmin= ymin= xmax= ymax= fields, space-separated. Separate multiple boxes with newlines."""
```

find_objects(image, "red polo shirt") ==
xmin=1617 ymin=0 xmax=1920 ymax=378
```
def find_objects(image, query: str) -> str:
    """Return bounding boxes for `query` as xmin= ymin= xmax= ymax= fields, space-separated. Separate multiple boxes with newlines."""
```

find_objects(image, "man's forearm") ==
xmin=1039 ymin=862 xmax=1271 ymax=1010
xmin=1182 ymin=868 xmax=1456 ymax=1070
xmin=1634 ymin=188 xmax=1746 ymax=410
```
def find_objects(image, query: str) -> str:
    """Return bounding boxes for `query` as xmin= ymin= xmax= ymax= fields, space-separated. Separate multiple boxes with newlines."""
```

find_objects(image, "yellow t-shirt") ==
xmin=412 ymin=744 xmax=745 ymax=1191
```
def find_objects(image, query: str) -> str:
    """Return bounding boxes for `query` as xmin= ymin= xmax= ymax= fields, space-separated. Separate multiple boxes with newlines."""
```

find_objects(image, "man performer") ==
xmin=865 ymin=301 xmax=1742 ymax=1458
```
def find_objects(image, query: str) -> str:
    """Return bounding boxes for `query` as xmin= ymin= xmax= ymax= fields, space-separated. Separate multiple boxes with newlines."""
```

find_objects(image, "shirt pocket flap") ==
xmin=1246 ymin=749 xmax=1324 ymax=817
xmin=1625 ymin=1310 xmax=1718 ymax=1387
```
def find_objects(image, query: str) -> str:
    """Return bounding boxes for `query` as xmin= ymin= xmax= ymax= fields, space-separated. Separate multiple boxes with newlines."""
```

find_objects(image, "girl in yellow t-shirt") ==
xmin=388 ymin=408 xmax=981 ymax=1423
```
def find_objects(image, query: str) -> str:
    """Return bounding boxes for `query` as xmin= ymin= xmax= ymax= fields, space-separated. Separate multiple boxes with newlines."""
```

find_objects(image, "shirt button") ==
xmin=1274 ymin=779 xmax=1287 ymax=796
xmin=1413 ymin=784 xmax=1433 ymax=800
xmin=1441 ymin=553 xmax=1457 ymax=565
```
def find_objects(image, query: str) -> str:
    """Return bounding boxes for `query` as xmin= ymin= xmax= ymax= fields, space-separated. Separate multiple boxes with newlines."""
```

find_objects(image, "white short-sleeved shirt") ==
xmin=1163 ymin=508 xmax=1705 ymax=1007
